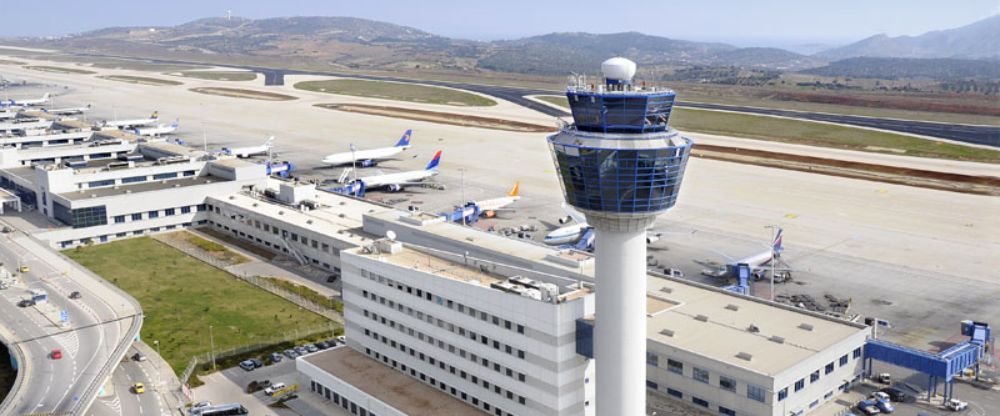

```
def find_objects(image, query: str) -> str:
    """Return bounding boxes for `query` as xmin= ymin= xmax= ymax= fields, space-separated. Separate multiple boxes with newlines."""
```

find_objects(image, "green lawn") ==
xmin=531 ymin=95 xmax=1000 ymax=163
xmin=97 ymin=75 xmax=183 ymax=86
xmin=176 ymin=71 xmax=257 ymax=81
xmin=262 ymin=277 xmax=343 ymax=312
xmin=24 ymin=65 xmax=95 ymax=75
xmin=65 ymin=238 xmax=334 ymax=374
xmin=295 ymin=78 xmax=497 ymax=106
xmin=90 ymin=61 xmax=204 ymax=72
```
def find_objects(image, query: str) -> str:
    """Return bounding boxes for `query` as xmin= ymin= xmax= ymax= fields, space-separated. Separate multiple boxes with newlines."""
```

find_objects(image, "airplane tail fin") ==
xmin=772 ymin=228 xmax=784 ymax=254
xmin=151 ymin=111 xmax=159 ymax=119
xmin=394 ymin=129 xmax=413 ymax=147
xmin=41 ymin=93 xmax=50 ymax=101
xmin=425 ymin=150 xmax=442 ymax=171
xmin=508 ymin=181 xmax=520 ymax=197
xmin=171 ymin=118 xmax=180 ymax=128
xmin=264 ymin=135 xmax=275 ymax=147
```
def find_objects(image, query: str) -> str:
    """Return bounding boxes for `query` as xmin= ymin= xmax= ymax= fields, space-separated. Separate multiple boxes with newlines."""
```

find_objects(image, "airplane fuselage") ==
xmin=323 ymin=146 xmax=408 ymax=165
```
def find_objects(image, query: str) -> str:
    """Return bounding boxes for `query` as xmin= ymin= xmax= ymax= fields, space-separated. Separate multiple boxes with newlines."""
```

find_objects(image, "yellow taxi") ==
xmin=18 ymin=265 xmax=29 ymax=273
xmin=132 ymin=382 xmax=145 ymax=394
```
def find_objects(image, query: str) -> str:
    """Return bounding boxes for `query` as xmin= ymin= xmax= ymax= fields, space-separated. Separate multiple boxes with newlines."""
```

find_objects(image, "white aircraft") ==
xmin=222 ymin=136 xmax=275 ymax=158
xmin=475 ymin=182 xmax=521 ymax=216
xmin=42 ymin=104 xmax=91 ymax=116
xmin=1 ymin=93 xmax=50 ymax=107
xmin=341 ymin=150 xmax=442 ymax=193
xmin=130 ymin=119 xmax=180 ymax=136
xmin=101 ymin=111 xmax=159 ymax=129
xmin=543 ymin=203 xmax=666 ymax=249
xmin=321 ymin=129 xmax=412 ymax=166
xmin=703 ymin=229 xmax=785 ymax=278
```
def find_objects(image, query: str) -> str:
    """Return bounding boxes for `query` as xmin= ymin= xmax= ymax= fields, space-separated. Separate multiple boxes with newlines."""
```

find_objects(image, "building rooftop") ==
xmin=303 ymin=347 xmax=486 ymax=416
xmin=645 ymin=275 xmax=867 ymax=376
xmin=58 ymin=175 xmax=226 ymax=201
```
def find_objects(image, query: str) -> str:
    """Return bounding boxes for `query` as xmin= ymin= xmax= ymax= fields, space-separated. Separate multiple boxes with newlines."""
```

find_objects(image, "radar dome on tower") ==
xmin=601 ymin=57 xmax=637 ymax=84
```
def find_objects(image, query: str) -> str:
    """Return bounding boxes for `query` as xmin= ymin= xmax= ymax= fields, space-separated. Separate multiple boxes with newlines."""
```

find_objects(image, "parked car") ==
xmin=249 ymin=358 xmax=263 ymax=368
xmin=876 ymin=372 xmax=892 ymax=384
xmin=239 ymin=360 xmax=255 ymax=371
xmin=945 ymin=399 xmax=968 ymax=411
xmin=283 ymin=349 xmax=297 ymax=359
xmin=18 ymin=265 xmax=29 ymax=273
xmin=191 ymin=400 xmax=212 ymax=411
xmin=69 ymin=291 xmax=82 ymax=299
xmin=17 ymin=299 xmax=34 ymax=308
xmin=879 ymin=387 xmax=908 ymax=402
xmin=306 ymin=344 xmax=319 ymax=353
xmin=132 ymin=352 xmax=147 ymax=362
xmin=263 ymin=382 xmax=287 ymax=396
xmin=337 ymin=335 xmax=346 ymax=343
xmin=132 ymin=382 xmax=145 ymax=394
xmin=270 ymin=352 xmax=283 ymax=363
xmin=295 ymin=346 xmax=309 ymax=355
xmin=50 ymin=349 xmax=62 ymax=360
xmin=857 ymin=400 xmax=881 ymax=415
xmin=316 ymin=341 xmax=331 ymax=350
xmin=870 ymin=392 xmax=891 ymax=402
xmin=873 ymin=399 xmax=895 ymax=414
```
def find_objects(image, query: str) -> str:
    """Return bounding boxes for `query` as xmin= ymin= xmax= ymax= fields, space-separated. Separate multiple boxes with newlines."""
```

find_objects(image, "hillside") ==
xmin=16 ymin=16 xmax=824 ymax=74
xmin=818 ymin=15 xmax=1000 ymax=60
xmin=803 ymin=57 xmax=1000 ymax=81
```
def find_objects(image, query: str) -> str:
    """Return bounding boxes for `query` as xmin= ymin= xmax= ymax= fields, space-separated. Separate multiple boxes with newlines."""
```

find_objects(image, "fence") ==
xmin=178 ymin=323 xmax=337 ymax=385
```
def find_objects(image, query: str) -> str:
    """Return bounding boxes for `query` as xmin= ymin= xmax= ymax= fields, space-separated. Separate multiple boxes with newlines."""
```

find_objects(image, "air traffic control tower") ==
xmin=548 ymin=57 xmax=693 ymax=415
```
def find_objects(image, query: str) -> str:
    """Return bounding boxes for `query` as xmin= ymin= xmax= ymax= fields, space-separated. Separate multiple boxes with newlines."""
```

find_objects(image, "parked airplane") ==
xmin=543 ymin=203 xmax=666 ymax=250
xmin=42 ymin=104 xmax=91 ymax=115
xmin=321 ymin=129 xmax=412 ymax=166
xmin=1 ymin=93 xmax=50 ymax=107
xmin=130 ymin=119 xmax=179 ymax=136
xmin=222 ymin=136 xmax=274 ymax=158
xmin=701 ymin=228 xmax=786 ymax=279
xmin=101 ymin=111 xmax=159 ymax=129
xmin=337 ymin=150 xmax=442 ymax=194
xmin=440 ymin=182 xmax=520 ymax=224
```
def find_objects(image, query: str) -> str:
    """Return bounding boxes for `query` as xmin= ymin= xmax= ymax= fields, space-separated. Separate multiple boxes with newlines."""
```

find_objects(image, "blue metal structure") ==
xmin=265 ymin=161 xmax=294 ymax=178
xmin=863 ymin=321 xmax=990 ymax=401
xmin=722 ymin=263 xmax=751 ymax=295
xmin=440 ymin=202 xmax=481 ymax=224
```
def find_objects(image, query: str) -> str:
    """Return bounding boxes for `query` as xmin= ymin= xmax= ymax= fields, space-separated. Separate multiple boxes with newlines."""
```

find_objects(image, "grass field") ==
xmin=262 ymin=277 xmax=343 ymax=312
xmin=176 ymin=71 xmax=257 ymax=81
xmin=189 ymin=87 xmax=296 ymax=101
xmin=531 ymin=95 xmax=1000 ymax=163
xmin=0 ymin=59 xmax=26 ymax=66
xmin=65 ymin=238 xmax=333 ymax=374
xmin=24 ymin=65 xmax=95 ymax=75
xmin=90 ymin=61 xmax=204 ymax=72
xmin=97 ymin=75 xmax=183 ymax=86
xmin=295 ymin=78 xmax=497 ymax=106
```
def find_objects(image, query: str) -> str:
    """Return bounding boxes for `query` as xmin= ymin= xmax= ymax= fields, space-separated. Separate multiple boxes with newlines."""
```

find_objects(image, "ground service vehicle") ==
xmin=193 ymin=403 xmax=249 ymax=416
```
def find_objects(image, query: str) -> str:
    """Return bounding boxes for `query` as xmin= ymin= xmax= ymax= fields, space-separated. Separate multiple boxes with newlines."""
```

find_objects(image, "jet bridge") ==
xmin=863 ymin=320 xmax=990 ymax=402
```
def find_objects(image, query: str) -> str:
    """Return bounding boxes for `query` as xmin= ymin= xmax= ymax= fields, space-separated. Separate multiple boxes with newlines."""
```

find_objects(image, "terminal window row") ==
xmin=648 ymin=382 xmax=738 ymax=416
xmin=361 ymin=308 xmax=529 ymax=386
xmin=361 ymin=329 xmax=518 ymax=416
xmin=204 ymin=218 xmax=341 ymax=274
xmin=360 ymin=269 xmax=526 ymax=336
xmin=361 ymin=289 xmax=528 ymax=361
xmin=113 ymin=204 xmax=206 ymax=224
xmin=779 ymin=347 xmax=862 ymax=402
xmin=650 ymin=352 xmax=767 ymax=403
xmin=84 ymin=170 xmax=197 ymax=190
xmin=58 ymin=220 xmax=207 ymax=248
xmin=209 ymin=204 xmax=342 ymax=257
xmin=310 ymin=380 xmax=378 ymax=416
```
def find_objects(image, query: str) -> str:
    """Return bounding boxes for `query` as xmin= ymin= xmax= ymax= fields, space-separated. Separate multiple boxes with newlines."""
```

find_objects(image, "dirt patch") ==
xmin=189 ymin=87 xmax=297 ymax=101
xmin=316 ymin=103 xmax=555 ymax=133
xmin=0 ymin=59 xmax=26 ymax=66
xmin=24 ymin=65 xmax=96 ymax=75
xmin=98 ymin=75 xmax=183 ymax=86
xmin=692 ymin=144 xmax=1000 ymax=196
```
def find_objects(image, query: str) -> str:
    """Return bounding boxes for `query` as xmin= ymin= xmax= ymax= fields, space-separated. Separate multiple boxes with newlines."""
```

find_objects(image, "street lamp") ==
xmin=349 ymin=143 xmax=357 ymax=196
xmin=764 ymin=225 xmax=779 ymax=301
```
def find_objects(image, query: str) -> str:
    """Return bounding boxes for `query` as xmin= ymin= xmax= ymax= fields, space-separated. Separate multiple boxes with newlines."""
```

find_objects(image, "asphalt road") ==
xmin=77 ymin=53 xmax=999 ymax=147
xmin=0 ymin=224 xmax=141 ymax=415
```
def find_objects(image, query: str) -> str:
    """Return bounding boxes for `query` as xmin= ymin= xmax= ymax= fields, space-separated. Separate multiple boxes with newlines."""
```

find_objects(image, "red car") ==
xmin=50 ymin=349 xmax=62 ymax=360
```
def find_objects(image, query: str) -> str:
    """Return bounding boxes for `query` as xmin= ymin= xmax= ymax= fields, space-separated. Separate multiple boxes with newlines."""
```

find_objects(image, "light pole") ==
xmin=765 ymin=225 xmax=778 ymax=301
xmin=209 ymin=325 xmax=216 ymax=371
xmin=350 ymin=143 xmax=358 ymax=196
xmin=460 ymin=168 xmax=466 ymax=226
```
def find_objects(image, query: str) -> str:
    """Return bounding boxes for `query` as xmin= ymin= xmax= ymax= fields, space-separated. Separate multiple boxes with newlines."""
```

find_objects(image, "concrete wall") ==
xmin=298 ymin=354 xmax=407 ymax=416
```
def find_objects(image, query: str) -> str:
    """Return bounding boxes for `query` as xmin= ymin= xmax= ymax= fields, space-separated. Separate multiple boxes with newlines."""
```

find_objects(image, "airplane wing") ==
xmin=561 ymin=202 xmax=587 ymax=225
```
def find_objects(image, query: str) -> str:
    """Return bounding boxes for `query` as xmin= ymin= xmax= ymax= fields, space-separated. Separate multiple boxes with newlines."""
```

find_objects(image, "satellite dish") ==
xmin=386 ymin=230 xmax=397 ymax=241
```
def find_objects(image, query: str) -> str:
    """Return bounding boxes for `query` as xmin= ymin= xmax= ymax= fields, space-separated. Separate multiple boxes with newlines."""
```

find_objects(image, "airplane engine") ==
xmin=557 ymin=215 xmax=573 ymax=224
xmin=646 ymin=234 xmax=660 ymax=244
xmin=387 ymin=184 xmax=403 ymax=192
xmin=360 ymin=159 xmax=378 ymax=168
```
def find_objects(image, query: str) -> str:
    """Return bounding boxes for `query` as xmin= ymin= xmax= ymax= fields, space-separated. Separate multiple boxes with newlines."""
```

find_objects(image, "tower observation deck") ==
xmin=547 ymin=57 xmax=693 ymax=415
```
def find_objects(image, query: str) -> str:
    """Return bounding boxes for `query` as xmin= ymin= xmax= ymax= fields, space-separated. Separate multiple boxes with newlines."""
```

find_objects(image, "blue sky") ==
xmin=1 ymin=0 xmax=996 ymax=48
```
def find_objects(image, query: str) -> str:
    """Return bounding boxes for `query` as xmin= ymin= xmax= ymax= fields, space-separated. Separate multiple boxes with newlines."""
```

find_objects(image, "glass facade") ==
xmin=551 ymin=144 xmax=691 ymax=213
xmin=567 ymin=91 xmax=675 ymax=133
xmin=53 ymin=202 xmax=108 ymax=228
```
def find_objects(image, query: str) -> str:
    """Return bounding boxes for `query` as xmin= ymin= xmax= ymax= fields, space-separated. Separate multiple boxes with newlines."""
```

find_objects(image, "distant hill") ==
xmin=15 ymin=16 xmax=825 ymax=75
xmin=803 ymin=57 xmax=1000 ymax=81
xmin=818 ymin=15 xmax=1000 ymax=60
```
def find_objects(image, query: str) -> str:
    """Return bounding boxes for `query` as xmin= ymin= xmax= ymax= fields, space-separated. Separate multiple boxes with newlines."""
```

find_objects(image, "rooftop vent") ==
xmin=659 ymin=329 xmax=675 ymax=337
xmin=769 ymin=336 xmax=786 ymax=344
xmin=736 ymin=352 xmax=753 ymax=362
xmin=659 ymin=287 xmax=673 ymax=294
xmin=694 ymin=315 xmax=709 ymax=322
xmin=306 ymin=220 xmax=313 ymax=225
xmin=725 ymin=304 xmax=739 ymax=311
xmin=798 ymin=323 xmax=815 ymax=331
